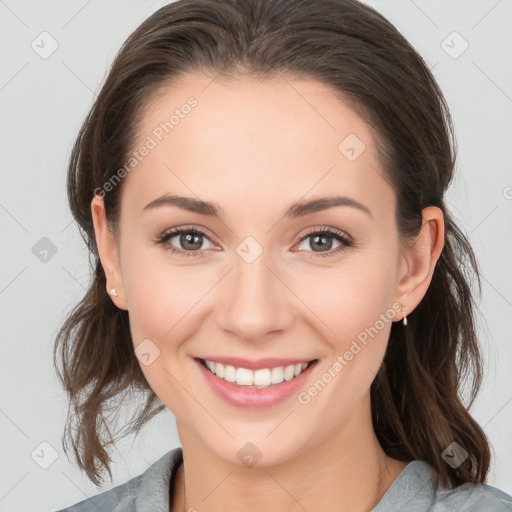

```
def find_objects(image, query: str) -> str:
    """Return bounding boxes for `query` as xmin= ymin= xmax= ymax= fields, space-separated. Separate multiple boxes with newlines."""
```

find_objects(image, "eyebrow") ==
xmin=143 ymin=194 xmax=372 ymax=218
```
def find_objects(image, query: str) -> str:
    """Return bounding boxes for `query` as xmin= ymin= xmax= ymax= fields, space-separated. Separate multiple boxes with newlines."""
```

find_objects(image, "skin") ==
xmin=91 ymin=73 xmax=444 ymax=512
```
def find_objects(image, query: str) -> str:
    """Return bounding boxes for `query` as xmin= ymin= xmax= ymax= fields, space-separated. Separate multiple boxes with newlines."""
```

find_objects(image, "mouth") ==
xmin=196 ymin=357 xmax=318 ymax=389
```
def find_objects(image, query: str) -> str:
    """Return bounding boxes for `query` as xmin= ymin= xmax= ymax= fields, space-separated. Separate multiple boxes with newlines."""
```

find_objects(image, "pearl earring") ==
xmin=401 ymin=304 xmax=408 ymax=326
xmin=110 ymin=288 xmax=118 ymax=297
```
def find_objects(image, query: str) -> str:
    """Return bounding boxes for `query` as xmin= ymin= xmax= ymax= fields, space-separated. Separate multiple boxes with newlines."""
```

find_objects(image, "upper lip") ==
xmin=196 ymin=356 xmax=317 ymax=370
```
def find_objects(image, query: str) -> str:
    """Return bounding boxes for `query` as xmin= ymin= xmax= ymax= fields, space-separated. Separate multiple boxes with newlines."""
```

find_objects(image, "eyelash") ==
xmin=153 ymin=225 xmax=353 ymax=259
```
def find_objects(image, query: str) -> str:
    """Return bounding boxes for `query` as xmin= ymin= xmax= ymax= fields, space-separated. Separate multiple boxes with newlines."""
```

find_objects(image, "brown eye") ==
xmin=155 ymin=227 xmax=216 ymax=258
xmin=295 ymin=228 xmax=353 ymax=258
xmin=173 ymin=232 xmax=206 ymax=251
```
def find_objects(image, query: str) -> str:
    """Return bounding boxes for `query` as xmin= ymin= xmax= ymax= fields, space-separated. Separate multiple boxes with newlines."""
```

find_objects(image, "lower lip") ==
xmin=194 ymin=358 xmax=318 ymax=409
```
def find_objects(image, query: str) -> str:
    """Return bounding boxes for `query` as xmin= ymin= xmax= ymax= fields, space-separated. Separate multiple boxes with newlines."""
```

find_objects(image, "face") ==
xmin=95 ymin=73 xmax=413 ymax=467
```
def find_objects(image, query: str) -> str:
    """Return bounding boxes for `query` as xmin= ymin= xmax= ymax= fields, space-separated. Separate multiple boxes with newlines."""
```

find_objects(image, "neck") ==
xmin=171 ymin=402 xmax=407 ymax=512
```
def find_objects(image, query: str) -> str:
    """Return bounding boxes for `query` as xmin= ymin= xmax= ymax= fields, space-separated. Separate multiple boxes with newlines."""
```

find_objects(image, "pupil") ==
xmin=312 ymin=234 xmax=332 ymax=252
xmin=181 ymin=233 xmax=202 ymax=250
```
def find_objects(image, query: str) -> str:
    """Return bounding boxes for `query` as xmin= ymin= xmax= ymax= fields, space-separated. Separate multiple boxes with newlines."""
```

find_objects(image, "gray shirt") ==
xmin=56 ymin=447 xmax=512 ymax=511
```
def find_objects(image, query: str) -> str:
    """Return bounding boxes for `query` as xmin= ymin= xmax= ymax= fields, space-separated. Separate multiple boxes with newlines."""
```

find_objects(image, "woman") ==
xmin=54 ymin=0 xmax=512 ymax=510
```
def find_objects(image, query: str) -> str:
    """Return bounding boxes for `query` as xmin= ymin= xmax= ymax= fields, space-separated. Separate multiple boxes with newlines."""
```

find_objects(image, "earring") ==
xmin=401 ymin=304 xmax=408 ymax=326
xmin=110 ymin=288 xmax=118 ymax=297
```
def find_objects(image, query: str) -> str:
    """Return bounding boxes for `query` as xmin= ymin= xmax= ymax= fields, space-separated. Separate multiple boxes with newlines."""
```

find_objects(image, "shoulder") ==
xmin=374 ymin=460 xmax=512 ymax=512
xmin=433 ymin=480 xmax=512 ymax=511
xmin=54 ymin=447 xmax=183 ymax=512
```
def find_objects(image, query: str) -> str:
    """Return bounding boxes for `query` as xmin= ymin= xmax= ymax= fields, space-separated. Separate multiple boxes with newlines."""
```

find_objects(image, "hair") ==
xmin=54 ymin=0 xmax=490 ymax=488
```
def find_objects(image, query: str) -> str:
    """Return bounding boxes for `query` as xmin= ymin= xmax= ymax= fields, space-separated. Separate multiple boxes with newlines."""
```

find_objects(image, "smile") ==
xmin=199 ymin=358 xmax=312 ymax=388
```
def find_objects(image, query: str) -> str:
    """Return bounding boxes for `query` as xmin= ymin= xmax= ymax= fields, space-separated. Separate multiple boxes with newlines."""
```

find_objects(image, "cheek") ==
xmin=121 ymin=251 xmax=214 ymax=410
xmin=290 ymin=250 xmax=398 ymax=409
xmin=295 ymin=271 xmax=395 ymax=424
xmin=122 ymin=247 xmax=212 ymax=342
xmin=294 ymin=254 xmax=398 ymax=348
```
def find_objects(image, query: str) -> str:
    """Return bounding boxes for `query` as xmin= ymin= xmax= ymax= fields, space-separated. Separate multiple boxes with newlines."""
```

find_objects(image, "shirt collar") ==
xmin=131 ymin=449 xmax=438 ymax=512
xmin=134 ymin=447 xmax=183 ymax=512
xmin=372 ymin=460 xmax=438 ymax=511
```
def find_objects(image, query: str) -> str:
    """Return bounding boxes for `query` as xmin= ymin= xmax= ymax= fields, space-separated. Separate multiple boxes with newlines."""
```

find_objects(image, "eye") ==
xmin=154 ymin=225 xmax=353 ymax=259
xmin=154 ymin=226 xmax=217 ymax=258
xmin=294 ymin=227 xmax=353 ymax=258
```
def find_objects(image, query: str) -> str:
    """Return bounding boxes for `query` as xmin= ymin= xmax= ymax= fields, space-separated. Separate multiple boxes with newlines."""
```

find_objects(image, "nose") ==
xmin=215 ymin=249 xmax=295 ymax=343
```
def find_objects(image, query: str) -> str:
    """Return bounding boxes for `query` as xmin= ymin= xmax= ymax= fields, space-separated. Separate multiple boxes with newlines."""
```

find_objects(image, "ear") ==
xmin=90 ymin=194 xmax=128 ymax=310
xmin=393 ymin=206 xmax=445 ymax=322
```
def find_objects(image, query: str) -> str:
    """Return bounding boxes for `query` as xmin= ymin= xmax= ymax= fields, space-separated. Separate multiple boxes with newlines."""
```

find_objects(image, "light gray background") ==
xmin=0 ymin=1 xmax=511 ymax=510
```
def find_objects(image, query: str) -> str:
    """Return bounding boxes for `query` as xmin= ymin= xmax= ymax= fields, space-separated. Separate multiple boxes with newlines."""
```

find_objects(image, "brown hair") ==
xmin=54 ymin=0 xmax=490 ymax=487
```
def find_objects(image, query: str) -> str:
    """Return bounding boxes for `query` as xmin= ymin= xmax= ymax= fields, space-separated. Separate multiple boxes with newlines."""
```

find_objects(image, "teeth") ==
xmin=236 ymin=367 xmax=254 ymax=386
xmin=202 ymin=359 xmax=311 ymax=388
xmin=215 ymin=362 xmax=225 ymax=378
xmin=224 ymin=365 xmax=236 ymax=383
xmin=254 ymin=368 xmax=271 ymax=386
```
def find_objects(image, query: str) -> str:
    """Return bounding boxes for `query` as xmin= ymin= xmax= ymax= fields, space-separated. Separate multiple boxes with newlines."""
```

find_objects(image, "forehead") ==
xmin=134 ymin=72 xmax=374 ymax=159
xmin=120 ymin=72 xmax=394 ymax=220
